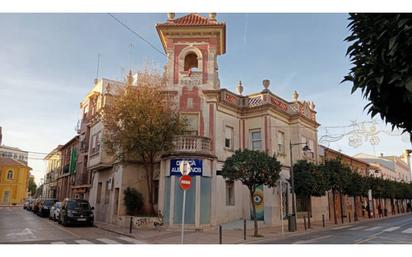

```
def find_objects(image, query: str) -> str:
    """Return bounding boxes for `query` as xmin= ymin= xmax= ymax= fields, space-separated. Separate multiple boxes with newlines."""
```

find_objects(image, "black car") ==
xmin=38 ymin=199 xmax=57 ymax=217
xmin=59 ymin=199 xmax=94 ymax=226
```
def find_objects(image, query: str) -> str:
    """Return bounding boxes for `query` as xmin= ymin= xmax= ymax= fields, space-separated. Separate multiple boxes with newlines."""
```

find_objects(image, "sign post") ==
xmin=179 ymin=160 xmax=192 ymax=244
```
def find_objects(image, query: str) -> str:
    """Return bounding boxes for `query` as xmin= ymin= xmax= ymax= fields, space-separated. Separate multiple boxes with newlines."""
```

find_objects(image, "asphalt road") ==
xmin=0 ymin=206 xmax=143 ymax=244
xmin=257 ymin=213 xmax=412 ymax=244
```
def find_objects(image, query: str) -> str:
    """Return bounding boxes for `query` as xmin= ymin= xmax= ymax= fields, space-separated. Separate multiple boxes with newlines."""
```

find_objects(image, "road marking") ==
xmin=349 ymin=226 xmax=367 ymax=230
xmin=293 ymin=235 xmax=333 ymax=244
xmin=117 ymin=236 xmax=144 ymax=244
xmin=96 ymin=238 xmax=119 ymax=244
xmin=331 ymin=225 xmax=353 ymax=230
xmin=402 ymin=228 xmax=412 ymax=234
xmin=354 ymin=236 xmax=377 ymax=244
xmin=365 ymin=226 xmax=382 ymax=231
xmin=51 ymin=241 xmax=66 ymax=244
xmin=75 ymin=239 xmax=94 ymax=244
xmin=383 ymin=226 xmax=400 ymax=232
xmin=43 ymin=219 xmax=81 ymax=238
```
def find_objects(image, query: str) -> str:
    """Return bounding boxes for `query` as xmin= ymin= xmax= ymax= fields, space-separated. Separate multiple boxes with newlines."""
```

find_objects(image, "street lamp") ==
xmin=288 ymin=140 xmax=311 ymax=232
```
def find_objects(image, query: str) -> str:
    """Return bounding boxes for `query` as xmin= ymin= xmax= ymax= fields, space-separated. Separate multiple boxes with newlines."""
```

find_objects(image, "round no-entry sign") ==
xmin=179 ymin=175 xmax=192 ymax=190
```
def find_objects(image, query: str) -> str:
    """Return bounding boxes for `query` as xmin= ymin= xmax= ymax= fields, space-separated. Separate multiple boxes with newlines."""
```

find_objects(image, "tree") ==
xmin=345 ymin=171 xmax=368 ymax=220
xmin=221 ymin=149 xmax=281 ymax=237
xmin=344 ymin=14 xmax=412 ymax=139
xmin=320 ymin=159 xmax=351 ymax=224
xmin=294 ymin=160 xmax=328 ymax=197
xmin=123 ymin=187 xmax=144 ymax=215
xmin=103 ymin=68 xmax=187 ymax=214
xmin=28 ymin=176 xmax=37 ymax=196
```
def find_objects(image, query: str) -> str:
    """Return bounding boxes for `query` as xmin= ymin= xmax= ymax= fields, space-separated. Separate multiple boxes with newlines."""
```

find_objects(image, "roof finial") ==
xmin=209 ymin=13 xmax=217 ymax=21
xmin=262 ymin=79 xmax=270 ymax=91
xmin=292 ymin=90 xmax=299 ymax=102
xmin=167 ymin=13 xmax=175 ymax=21
xmin=236 ymin=80 xmax=244 ymax=95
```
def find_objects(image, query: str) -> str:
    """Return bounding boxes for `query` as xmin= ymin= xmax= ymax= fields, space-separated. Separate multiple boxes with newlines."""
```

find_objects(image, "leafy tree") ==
xmin=294 ymin=160 xmax=328 ymax=197
xmin=221 ymin=149 xmax=281 ymax=237
xmin=28 ymin=176 xmax=37 ymax=196
xmin=124 ymin=187 xmax=144 ymax=215
xmin=320 ymin=159 xmax=351 ymax=224
xmin=103 ymin=68 xmax=187 ymax=214
xmin=345 ymin=171 xmax=367 ymax=220
xmin=344 ymin=14 xmax=412 ymax=138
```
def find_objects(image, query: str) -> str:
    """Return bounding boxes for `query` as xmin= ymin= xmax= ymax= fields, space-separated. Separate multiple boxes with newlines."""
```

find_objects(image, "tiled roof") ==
xmin=0 ymin=157 xmax=30 ymax=169
xmin=158 ymin=13 xmax=224 ymax=27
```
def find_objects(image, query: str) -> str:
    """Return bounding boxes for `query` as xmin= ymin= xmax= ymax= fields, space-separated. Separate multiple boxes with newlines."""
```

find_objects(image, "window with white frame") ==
xmin=90 ymin=131 xmax=101 ymax=155
xmin=277 ymin=131 xmax=285 ymax=154
xmin=224 ymin=126 xmax=234 ymax=150
xmin=225 ymin=180 xmax=235 ymax=206
xmin=250 ymin=129 xmax=262 ymax=151
xmin=7 ymin=170 xmax=13 ymax=180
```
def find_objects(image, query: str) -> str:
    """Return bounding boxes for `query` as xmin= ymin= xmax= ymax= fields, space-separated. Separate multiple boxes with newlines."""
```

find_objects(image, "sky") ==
xmin=0 ymin=13 xmax=411 ymax=185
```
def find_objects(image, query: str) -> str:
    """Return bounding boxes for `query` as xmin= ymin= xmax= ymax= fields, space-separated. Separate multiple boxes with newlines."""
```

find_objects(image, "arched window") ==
xmin=7 ymin=170 xmax=13 ymax=180
xmin=184 ymin=53 xmax=198 ymax=71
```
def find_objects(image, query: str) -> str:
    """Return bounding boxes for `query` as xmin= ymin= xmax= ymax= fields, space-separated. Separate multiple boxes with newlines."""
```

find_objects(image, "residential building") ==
xmin=0 ymin=127 xmax=29 ymax=165
xmin=42 ymin=146 xmax=62 ymax=198
xmin=155 ymin=13 xmax=324 ymax=229
xmin=0 ymin=157 xmax=31 ymax=205
xmin=56 ymin=136 xmax=79 ymax=201
xmin=354 ymin=151 xmax=412 ymax=182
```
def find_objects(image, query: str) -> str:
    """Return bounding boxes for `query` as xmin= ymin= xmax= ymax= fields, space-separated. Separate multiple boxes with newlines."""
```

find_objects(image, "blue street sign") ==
xmin=170 ymin=159 xmax=203 ymax=176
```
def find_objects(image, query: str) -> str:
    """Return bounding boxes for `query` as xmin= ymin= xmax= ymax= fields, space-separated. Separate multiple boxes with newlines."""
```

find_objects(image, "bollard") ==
xmin=243 ymin=219 xmax=247 ymax=240
xmin=303 ymin=215 xmax=307 ymax=230
xmin=322 ymin=214 xmax=325 ymax=228
xmin=219 ymin=225 xmax=222 ymax=244
xmin=129 ymin=216 xmax=133 ymax=234
xmin=308 ymin=212 xmax=311 ymax=229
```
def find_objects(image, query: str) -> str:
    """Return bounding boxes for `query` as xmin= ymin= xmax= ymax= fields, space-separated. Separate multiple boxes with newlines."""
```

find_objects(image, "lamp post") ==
xmin=288 ymin=140 xmax=311 ymax=232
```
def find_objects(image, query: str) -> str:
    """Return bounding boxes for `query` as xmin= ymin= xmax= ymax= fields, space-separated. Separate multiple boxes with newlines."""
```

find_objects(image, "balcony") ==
xmin=170 ymin=136 xmax=213 ymax=156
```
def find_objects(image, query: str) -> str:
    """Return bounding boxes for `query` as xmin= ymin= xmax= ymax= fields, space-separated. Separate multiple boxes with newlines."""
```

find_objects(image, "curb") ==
xmin=95 ymin=224 xmax=136 ymax=239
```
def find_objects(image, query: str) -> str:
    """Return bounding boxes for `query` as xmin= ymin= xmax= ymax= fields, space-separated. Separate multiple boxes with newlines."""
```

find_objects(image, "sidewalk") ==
xmin=95 ymin=212 xmax=411 ymax=244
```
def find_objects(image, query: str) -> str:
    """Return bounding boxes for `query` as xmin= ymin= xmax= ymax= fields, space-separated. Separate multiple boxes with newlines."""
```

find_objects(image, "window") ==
xmin=187 ymin=98 xmax=193 ymax=109
xmin=225 ymin=181 xmax=235 ymax=206
xmin=96 ymin=182 xmax=102 ymax=204
xmin=184 ymin=53 xmax=198 ymax=71
xmin=7 ymin=170 xmax=13 ymax=180
xmin=224 ymin=126 xmax=234 ymax=150
xmin=250 ymin=130 xmax=262 ymax=151
xmin=90 ymin=131 xmax=101 ymax=155
xmin=182 ymin=114 xmax=199 ymax=136
xmin=104 ymin=180 xmax=110 ymax=204
xmin=277 ymin=131 xmax=285 ymax=154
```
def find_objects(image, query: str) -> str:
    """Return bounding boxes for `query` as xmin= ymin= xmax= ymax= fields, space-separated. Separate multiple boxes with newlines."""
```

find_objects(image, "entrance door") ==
xmin=113 ymin=188 xmax=119 ymax=216
xmin=3 ymin=191 xmax=10 ymax=204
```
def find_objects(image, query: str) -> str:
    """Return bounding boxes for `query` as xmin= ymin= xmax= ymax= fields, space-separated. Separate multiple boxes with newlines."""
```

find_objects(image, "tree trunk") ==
xmin=353 ymin=195 xmax=358 ymax=221
xmin=340 ymin=191 xmax=344 ymax=224
xmin=249 ymin=190 xmax=258 ymax=237
xmin=142 ymin=154 xmax=155 ymax=215
xmin=332 ymin=190 xmax=337 ymax=224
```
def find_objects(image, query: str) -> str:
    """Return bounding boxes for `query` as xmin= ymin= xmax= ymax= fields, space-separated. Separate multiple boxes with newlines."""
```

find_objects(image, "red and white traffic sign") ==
xmin=179 ymin=175 xmax=192 ymax=190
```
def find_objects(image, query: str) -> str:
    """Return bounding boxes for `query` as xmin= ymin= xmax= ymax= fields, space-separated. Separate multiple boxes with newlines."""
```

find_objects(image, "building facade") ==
xmin=55 ymin=136 xmax=79 ymax=201
xmin=42 ymin=146 xmax=62 ymax=198
xmin=155 ymin=13 xmax=325 ymax=229
xmin=0 ymin=157 xmax=31 ymax=205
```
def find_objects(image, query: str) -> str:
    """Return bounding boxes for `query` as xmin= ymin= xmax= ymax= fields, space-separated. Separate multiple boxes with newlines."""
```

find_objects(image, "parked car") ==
xmin=37 ymin=198 xmax=57 ymax=217
xmin=32 ymin=198 xmax=41 ymax=214
xmin=23 ymin=200 xmax=30 ymax=210
xmin=49 ymin=202 xmax=62 ymax=221
xmin=60 ymin=199 xmax=94 ymax=226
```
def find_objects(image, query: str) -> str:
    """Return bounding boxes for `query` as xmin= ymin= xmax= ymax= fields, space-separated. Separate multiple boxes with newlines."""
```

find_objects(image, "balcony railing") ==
xmin=172 ymin=136 xmax=212 ymax=154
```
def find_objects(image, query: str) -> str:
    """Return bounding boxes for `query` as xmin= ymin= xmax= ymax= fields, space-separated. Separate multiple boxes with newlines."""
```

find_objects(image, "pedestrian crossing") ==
xmin=347 ymin=225 xmax=412 ymax=234
xmin=34 ymin=236 xmax=145 ymax=244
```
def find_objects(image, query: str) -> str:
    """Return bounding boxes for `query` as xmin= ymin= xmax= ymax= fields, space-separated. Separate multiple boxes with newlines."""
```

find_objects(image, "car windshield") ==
xmin=66 ymin=200 xmax=91 ymax=210
xmin=44 ymin=200 xmax=55 ymax=206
